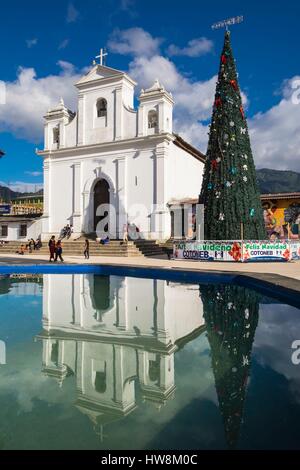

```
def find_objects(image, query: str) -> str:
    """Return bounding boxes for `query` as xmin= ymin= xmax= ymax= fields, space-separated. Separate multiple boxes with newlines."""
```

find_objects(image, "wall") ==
xmin=166 ymin=142 xmax=204 ymax=203
xmin=0 ymin=218 xmax=42 ymax=241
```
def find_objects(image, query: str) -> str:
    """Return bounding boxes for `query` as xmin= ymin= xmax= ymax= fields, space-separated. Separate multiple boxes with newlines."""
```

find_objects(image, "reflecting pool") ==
xmin=0 ymin=273 xmax=300 ymax=450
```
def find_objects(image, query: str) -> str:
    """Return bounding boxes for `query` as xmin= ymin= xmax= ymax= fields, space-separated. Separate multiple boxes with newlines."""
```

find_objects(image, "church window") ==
xmin=53 ymin=125 xmax=60 ymax=145
xmin=149 ymin=355 xmax=160 ymax=383
xmin=148 ymin=110 xmax=158 ymax=130
xmin=1 ymin=225 xmax=8 ymax=237
xmin=51 ymin=341 xmax=59 ymax=365
xmin=96 ymin=98 xmax=107 ymax=118
xmin=19 ymin=224 xmax=27 ymax=237
xmin=93 ymin=361 xmax=107 ymax=394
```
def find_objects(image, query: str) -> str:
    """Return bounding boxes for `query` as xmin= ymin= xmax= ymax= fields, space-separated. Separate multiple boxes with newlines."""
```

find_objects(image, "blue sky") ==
xmin=1 ymin=0 xmax=300 ymax=191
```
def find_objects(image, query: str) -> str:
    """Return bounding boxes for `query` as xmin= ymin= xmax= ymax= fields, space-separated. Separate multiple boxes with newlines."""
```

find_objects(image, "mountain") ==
xmin=0 ymin=186 xmax=43 ymax=202
xmin=256 ymin=168 xmax=300 ymax=194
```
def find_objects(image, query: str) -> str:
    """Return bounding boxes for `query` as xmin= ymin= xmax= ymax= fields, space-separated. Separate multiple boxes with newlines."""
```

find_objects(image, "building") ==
xmin=36 ymin=62 xmax=205 ymax=241
xmin=0 ymin=195 xmax=43 ymax=241
xmin=11 ymin=194 xmax=43 ymax=216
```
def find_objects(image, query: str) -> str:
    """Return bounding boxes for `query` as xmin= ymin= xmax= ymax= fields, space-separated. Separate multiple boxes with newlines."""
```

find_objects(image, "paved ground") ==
xmin=0 ymin=253 xmax=300 ymax=291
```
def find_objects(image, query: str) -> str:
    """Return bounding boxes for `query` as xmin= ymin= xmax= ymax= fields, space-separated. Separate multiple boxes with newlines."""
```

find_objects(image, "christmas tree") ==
xmin=200 ymin=31 xmax=266 ymax=240
xmin=200 ymin=284 xmax=259 ymax=448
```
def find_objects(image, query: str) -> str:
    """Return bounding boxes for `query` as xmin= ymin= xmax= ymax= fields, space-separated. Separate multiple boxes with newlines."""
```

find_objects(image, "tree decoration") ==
xmin=215 ymin=97 xmax=222 ymax=107
xmin=200 ymin=31 xmax=266 ymax=240
xmin=211 ymin=159 xmax=218 ymax=170
xmin=230 ymin=79 xmax=238 ymax=91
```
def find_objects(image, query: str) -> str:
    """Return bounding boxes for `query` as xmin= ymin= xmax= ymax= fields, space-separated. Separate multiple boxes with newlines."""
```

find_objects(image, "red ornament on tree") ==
xmin=211 ymin=159 xmax=218 ymax=170
xmin=239 ymin=105 xmax=245 ymax=120
xmin=230 ymin=79 xmax=238 ymax=91
xmin=215 ymin=97 xmax=222 ymax=107
xmin=221 ymin=54 xmax=227 ymax=64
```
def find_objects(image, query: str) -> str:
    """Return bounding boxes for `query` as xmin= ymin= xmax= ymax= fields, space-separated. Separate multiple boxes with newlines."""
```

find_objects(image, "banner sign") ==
xmin=173 ymin=241 xmax=243 ymax=262
xmin=173 ymin=240 xmax=300 ymax=262
xmin=242 ymin=241 xmax=290 ymax=262
xmin=290 ymin=242 xmax=300 ymax=260
xmin=0 ymin=204 xmax=10 ymax=215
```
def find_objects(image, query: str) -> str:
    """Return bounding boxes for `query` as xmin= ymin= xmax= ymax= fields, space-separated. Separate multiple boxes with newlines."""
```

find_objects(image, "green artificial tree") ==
xmin=200 ymin=284 xmax=259 ymax=449
xmin=200 ymin=31 xmax=266 ymax=240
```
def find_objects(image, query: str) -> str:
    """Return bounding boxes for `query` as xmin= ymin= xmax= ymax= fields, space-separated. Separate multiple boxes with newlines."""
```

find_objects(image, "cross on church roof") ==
xmin=93 ymin=48 xmax=108 ymax=66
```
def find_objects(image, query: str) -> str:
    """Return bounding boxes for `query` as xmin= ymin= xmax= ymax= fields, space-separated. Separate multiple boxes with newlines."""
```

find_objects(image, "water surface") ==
xmin=0 ymin=273 xmax=299 ymax=450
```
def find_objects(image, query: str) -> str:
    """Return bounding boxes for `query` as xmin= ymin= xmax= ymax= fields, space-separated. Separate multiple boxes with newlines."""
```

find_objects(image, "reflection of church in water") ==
xmin=37 ymin=274 xmax=205 ymax=435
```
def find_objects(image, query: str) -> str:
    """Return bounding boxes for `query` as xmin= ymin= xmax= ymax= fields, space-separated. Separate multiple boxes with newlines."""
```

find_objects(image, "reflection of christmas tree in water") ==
xmin=200 ymin=284 xmax=259 ymax=448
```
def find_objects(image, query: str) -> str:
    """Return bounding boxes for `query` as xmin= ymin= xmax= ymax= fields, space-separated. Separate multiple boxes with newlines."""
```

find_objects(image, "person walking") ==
xmin=84 ymin=238 xmax=90 ymax=259
xmin=123 ymin=222 xmax=129 ymax=243
xmin=48 ymin=236 xmax=56 ymax=262
xmin=54 ymin=240 xmax=64 ymax=262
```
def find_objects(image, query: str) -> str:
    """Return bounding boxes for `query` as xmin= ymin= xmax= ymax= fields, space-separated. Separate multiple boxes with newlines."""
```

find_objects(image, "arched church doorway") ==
xmin=94 ymin=179 xmax=110 ymax=233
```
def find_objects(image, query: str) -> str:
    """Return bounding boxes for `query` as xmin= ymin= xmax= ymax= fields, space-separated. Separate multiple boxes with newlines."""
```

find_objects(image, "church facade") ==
xmin=37 ymin=63 xmax=205 ymax=241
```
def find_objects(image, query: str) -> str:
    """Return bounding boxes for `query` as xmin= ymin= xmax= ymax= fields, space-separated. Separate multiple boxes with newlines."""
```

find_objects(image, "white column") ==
xmin=137 ymin=105 xmax=145 ymax=137
xmin=114 ymin=87 xmax=123 ymax=141
xmin=72 ymin=162 xmax=82 ymax=234
xmin=82 ymin=190 xmax=91 ymax=233
xmin=42 ymin=159 xmax=51 ymax=235
xmin=77 ymin=94 xmax=85 ymax=146
xmin=115 ymin=157 xmax=127 ymax=238
xmin=44 ymin=123 xmax=49 ymax=150
xmin=152 ymin=142 xmax=169 ymax=240
xmin=158 ymin=102 xmax=165 ymax=133
xmin=116 ymin=278 xmax=128 ymax=330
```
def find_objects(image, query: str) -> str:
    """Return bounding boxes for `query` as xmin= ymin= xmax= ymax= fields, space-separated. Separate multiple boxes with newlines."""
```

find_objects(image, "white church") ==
xmin=37 ymin=51 xmax=205 ymax=241
xmin=6 ymin=54 xmax=205 ymax=242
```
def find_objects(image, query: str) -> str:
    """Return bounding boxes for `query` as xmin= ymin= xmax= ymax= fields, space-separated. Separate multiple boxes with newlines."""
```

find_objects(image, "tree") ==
xmin=200 ymin=284 xmax=259 ymax=448
xmin=200 ymin=31 xmax=266 ymax=240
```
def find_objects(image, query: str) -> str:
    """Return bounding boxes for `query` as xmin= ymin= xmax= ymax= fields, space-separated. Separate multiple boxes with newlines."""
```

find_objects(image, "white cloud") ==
xmin=249 ymin=76 xmax=300 ymax=171
xmin=128 ymin=54 xmax=216 ymax=154
xmin=58 ymin=39 xmax=69 ymax=50
xmin=167 ymin=37 xmax=213 ymax=57
xmin=108 ymin=27 xmax=162 ymax=58
xmin=25 ymin=171 xmax=43 ymax=177
xmin=0 ymin=61 xmax=82 ymax=142
xmin=66 ymin=2 xmax=79 ymax=23
xmin=26 ymin=38 xmax=38 ymax=49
